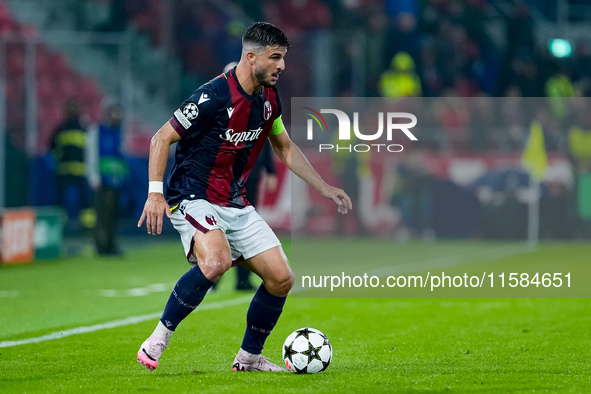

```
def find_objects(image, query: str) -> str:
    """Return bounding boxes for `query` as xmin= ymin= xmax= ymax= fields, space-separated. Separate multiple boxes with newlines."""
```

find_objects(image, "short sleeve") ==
xmin=169 ymin=88 xmax=218 ymax=139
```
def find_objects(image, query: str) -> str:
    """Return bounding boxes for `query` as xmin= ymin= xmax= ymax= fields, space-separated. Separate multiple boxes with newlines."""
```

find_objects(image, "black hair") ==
xmin=64 ymin=97 xmax=81 ymax=118
xmin=242 ymin=22 xmax=290 ymax=50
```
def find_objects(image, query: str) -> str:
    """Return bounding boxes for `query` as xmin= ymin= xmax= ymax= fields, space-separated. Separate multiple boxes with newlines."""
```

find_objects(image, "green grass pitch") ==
xmin=1 ymin=239 xmax=590 ymax=393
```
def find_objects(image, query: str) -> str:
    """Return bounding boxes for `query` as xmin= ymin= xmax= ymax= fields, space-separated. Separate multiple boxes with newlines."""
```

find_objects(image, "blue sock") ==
xmin=241 ymin=284 xmax=286 ymax=354
xmin=160 ymin=265 xmax=214 ymax=331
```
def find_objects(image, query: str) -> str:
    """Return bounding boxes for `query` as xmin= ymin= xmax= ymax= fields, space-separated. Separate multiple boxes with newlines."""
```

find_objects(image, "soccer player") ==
xmin=136 ymin=22 xmax=351 ymax=372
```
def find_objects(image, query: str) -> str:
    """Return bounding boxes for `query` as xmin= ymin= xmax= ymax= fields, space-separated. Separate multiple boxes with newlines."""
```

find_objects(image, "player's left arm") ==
xmin=269 ymin=126 xmax=352 ymax=214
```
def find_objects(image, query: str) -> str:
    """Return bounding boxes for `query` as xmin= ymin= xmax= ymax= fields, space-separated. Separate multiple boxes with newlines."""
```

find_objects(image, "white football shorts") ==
xmin=170 ymin=199 xmax=281 ymax=265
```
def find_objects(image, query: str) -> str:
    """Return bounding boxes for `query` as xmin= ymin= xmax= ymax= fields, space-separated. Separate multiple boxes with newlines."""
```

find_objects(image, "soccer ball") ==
xmin=282 ymin=327 xmax=332 ymax=373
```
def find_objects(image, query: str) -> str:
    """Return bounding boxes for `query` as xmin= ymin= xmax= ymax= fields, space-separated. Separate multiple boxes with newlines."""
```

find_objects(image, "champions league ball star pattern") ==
xmin=282 ymin=327 xmax=332 ymax=373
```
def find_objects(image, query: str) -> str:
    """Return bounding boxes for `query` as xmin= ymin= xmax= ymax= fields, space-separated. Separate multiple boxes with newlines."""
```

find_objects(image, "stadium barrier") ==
xmin=0 ymin=206 xmax=63 ymax=264
xmin=1 ymin=208 xmax=35 ymax=264
xmin=256 ymin=151 xmax=572 ymax=239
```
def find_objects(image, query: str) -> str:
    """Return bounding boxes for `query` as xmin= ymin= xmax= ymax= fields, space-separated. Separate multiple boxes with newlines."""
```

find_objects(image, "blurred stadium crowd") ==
xmin=1 ymin=0 xmax=591 ymax=243
xmin=2 ymin=0 xmax=591 ymax=151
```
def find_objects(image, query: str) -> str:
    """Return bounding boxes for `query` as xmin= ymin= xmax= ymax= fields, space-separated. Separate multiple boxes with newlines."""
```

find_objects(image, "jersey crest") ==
xmin=264 ymin=101 xmax=272 ymax=120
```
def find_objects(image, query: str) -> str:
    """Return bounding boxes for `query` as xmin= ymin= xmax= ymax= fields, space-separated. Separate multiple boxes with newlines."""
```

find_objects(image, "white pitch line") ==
xmin=98 ymin=283 xmax=170 ymax=298
xmin=0 ymin=290 xmax=20 ymax=298
xmin=0 ymin=295 xmax=253 ymax=349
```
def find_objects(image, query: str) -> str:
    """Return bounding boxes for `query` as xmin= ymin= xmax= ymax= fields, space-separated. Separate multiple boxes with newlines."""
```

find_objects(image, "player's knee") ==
xmin=267 ymin=269 xmax=294 ymax=297
xmin=284 ymin=270 xmax=295 ymax=293
xmin=198 ymin=255 xmax=232 ymax=282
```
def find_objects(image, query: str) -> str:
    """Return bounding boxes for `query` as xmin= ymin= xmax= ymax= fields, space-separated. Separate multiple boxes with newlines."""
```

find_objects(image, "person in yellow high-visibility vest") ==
xmin=378 ymin=51 xmax=422 ymax=98
xmin=567 ymin=117 xmax=591 ymax=230
xmin=545 ymin=71 xmax=575 ymax=121
xmin=50 ymin=98 xmax=94 ymax=232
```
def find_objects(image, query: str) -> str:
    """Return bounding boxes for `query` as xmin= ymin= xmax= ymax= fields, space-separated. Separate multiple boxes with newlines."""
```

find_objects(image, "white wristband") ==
xmin=148 ymin=181 xmax=164 ymax=194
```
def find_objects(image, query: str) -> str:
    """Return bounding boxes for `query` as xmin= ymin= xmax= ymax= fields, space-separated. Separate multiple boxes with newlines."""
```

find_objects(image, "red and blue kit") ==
xmin=167 ymin=68 xmax=283 ymax=208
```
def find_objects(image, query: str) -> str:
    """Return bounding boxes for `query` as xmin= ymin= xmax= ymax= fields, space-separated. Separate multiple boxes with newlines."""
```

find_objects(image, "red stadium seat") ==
xmin=19 ymin=23 xmax=37 ymax=38
xmin=36 ymin=75 xmax=55 ymax=101
xmin=34 ymin=47 xmax=53 ymax=77
xmin=49 ymin=53 xmax=72 ymax=79
xmin=0 ymin=2 xmax=10 ymax=21
xmin=6 ymin=48 xmax=24 ymax=78
xmin=53 ymin=75 xmax=78 ymax=98
xmin=0 ymin=18 xmax=15 ymax=33
xmin=0 ymin=1 xmax=17 ymax=33
xmin=6 ymin=77 xmax=24 ymax=102
xmin=77 ymin=76 xmax=99 ymax=98
xmin=0 ymin=2 xmax=107 ymax=145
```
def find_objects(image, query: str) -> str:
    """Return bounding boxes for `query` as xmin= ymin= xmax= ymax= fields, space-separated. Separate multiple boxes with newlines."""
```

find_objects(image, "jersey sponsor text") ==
xmin=220 ymin=127 xmax=264 ymax=146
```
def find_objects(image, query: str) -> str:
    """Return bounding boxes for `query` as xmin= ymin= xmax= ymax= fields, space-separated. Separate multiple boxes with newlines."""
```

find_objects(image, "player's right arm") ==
xmin=137 ymin=121 xmax=181 ymax=235
xmin=269 ymin=127 xmax=352 ymax=214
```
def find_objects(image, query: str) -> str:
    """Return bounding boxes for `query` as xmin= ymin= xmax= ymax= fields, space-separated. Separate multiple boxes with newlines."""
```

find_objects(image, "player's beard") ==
xmin=255 ymin=67 xmax=276 ymax=88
